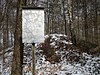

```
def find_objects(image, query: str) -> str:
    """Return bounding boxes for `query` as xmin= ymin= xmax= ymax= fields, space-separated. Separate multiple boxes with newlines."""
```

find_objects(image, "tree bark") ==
xmin=83 ymin=0 xmax=88 ymax=41
xmin=62 ymin=0 xmax=67 ymax=35
xmin=11 ymin=0 xmax=23 ymax=75
xmin=94 ymin=0 xmax=98 ymax=44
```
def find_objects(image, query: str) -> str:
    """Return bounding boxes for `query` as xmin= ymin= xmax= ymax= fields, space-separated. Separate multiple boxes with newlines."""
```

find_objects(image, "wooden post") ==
xmin=32 ymin=43 xmax=35 ymax=75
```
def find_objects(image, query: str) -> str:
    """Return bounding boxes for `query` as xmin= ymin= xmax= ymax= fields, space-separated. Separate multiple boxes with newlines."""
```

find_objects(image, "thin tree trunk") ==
xmin=77 ymin=0 xmax=80 ymax=41
xmin=94 ymin=0 xmax=98 ymax=44
xmin=62 ymin=0 xmax=67 ymax=35
xmin=83 ymin=0 xmax=88 ymax=41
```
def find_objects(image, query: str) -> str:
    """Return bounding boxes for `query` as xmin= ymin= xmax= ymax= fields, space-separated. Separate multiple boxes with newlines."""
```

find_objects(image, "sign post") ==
xmin=32 ymin=43 xmax=35 ymax=75
xmin=22 ymin=7 xmax=44 ymax=75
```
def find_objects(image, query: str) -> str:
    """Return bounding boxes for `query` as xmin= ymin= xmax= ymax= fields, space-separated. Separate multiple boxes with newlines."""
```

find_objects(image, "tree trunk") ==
xmin=62 ymin=0 xmax=67 ymax=35
xmin=11 ymin=0 xmax=23 ymax=75
xmin=83 ymin=0 xmax=88 ymax=41
xmin=94 ymin=0 xmax=98 ymax=44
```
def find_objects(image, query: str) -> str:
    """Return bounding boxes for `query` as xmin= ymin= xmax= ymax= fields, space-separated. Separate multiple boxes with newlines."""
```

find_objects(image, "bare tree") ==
xmin=11 ymin=0 xmax=23 ymax=75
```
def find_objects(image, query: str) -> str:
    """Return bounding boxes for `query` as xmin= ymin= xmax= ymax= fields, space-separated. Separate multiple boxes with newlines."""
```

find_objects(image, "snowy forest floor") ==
xmin=0 ymin=34 xmax=100 ymax=75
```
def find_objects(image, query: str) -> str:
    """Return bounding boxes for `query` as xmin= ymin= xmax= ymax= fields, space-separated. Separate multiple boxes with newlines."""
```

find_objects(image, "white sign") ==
xmin=22 ymin=8 xmax=44 ymax=43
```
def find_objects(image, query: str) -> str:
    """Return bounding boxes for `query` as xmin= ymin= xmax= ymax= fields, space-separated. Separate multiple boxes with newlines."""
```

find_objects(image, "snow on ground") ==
xmin=35 ymin=34 xmax=100 ymax=75
xmin=0 ymin=34 xmax=100 ymax=75
xmin=36 ymin=52 xmax=100 ymax=75
xmin=0 ymin=47 xmax=13 ymax=75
